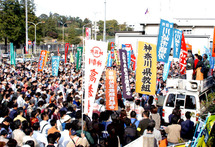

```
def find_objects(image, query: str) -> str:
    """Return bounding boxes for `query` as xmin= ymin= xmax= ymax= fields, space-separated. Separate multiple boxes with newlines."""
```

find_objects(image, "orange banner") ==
xmin=38 ymin=50 xmax=47 ymax=71
xmin=106 ymin=70 xmax=118 ymax=110
xmin=212 ymin=26 xmax=215 ymax=57
xmin=186 ymin=43 xmax=192 ymax=51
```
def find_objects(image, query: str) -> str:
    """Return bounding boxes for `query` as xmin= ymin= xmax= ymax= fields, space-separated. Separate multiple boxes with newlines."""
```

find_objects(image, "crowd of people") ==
xmin=0 ymin=50 xmax=211 ymax=147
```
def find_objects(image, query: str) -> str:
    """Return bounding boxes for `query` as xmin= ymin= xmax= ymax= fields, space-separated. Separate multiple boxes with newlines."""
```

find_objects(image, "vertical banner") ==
xmin=157 ymin=19 xmax=174 ymax=63
xmin=65 ymin=43 xmax=69 ymax=63
xmin=119 ymin=49 xmax=132 ymax=99
xmin=110 ymin=42 xmax=115 ymax=59
xmin=212 ymin=26 xmax=215 ymax=57
xmin=107 ymin=53 xmax=112 ymax=67
xmin=186 ymin=43 xmax=192 ymax=51
xmin=86 ymin=27 xmax=89 ymax=40
xmin=106 ymin=70 xmax=118 ymax=110
xmin=70 ymin=52 xmax=74 ymax=63
xmin=38 ymin=50 xmax=47 ymax=72
xmin=10 ymin=43 xmax=16 ymax=65
xmin=52 ymin=56 xmax=60 ymax=76
xmin=84 ymin=40 xmax=108 ymax=116
xmin=163 ymin=60 xmax=171 ymax=81
xmin=58 ymin=46 xmax=60 ymax=55
xmin=136 ymin=41 xmax=157 ymax=95
xmin=127 ymin=50 xmax=131 ymax=69
xmin=76 ymin=47 xmax=83 ymax=71
xmin=173 ymin=29 xmax=182 ymax=58
xmin=179 ymin=33 xmax=187 ymax=75
xmin=114 ymin=50 xmax=119 ymax=65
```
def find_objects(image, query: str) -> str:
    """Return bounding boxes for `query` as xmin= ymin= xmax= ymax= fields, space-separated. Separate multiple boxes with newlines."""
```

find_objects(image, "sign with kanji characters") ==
xmin=51 ymin=56 xmax=60 ymax=76
xmin=119 ymin=49 xmax=132 ymax=99
xmin=70 ymin=52 xmax=74 ymax=63
xmin=136 ymin=41 xmax=157 ymax=95
xmin=65 ymin=43 xmax=69 ymax=63
xmin=125 ymin=44 xmax=132 ymax=69
xmin=106 ymin=70 xmax=118 ymax=110
xmin=10 ymin=43 xmax=16 ymax=65
xmin=38 ymin=50 xmax=47 ymax=71
xmin=163 ymin=60 xmax=171 ymax=81
xmin=114 ymin=50 xmax=120 ymax=65
xmin=173 ymin=29 xmax=182 ymax=58
xmin=76 ymin=47 xmax=83 ymax=70
xmin=110 ymin=42 xmax=115 ymax=59
xmin=179 ymin=33 xmax=187 ymax=75
xmin=157 ymin=19 xmax=174 ymax=63
xmin=84 ymin=40 xmax=108 ymax=116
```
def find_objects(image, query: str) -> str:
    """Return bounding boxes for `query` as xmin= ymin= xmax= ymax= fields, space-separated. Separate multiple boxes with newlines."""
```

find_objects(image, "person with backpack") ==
xmin=130 ymin=111 xmax=139 ymax=129
xmin=123 ymin=118 xmax=137 ymax=146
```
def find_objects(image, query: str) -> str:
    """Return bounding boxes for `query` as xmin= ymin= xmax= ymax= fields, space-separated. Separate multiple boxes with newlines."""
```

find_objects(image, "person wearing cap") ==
xmin=66 ymin=130 xmax=89 ymax=147
xmin=57 ymin=110 xmax=71 ymax=131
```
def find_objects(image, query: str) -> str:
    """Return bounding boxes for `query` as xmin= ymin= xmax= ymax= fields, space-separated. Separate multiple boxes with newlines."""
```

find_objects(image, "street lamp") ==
xmin=103 ymin=0 xmax=106 ymax=42
xmin=62 ymin=22 xmax=67 ymax=45
xmin=28 ymin=21 xmax=45 ymax=54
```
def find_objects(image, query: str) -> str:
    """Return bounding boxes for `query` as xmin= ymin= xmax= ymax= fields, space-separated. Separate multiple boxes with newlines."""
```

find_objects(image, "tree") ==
xmin=66 ymin=26 xmax=81 ymax=45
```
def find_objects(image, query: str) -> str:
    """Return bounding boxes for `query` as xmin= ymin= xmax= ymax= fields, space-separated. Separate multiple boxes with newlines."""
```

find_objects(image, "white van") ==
xmin=162 ymin=77 xmax=214 ymax=124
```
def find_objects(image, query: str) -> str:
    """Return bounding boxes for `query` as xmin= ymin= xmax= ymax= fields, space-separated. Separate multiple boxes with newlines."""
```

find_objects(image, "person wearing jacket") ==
xmin=186 ymin=51 xmax=194 ymax=80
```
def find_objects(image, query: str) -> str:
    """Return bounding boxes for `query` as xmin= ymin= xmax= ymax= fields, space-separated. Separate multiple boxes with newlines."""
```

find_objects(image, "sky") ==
xmin=34 ymin=0 xmax=215 ymax=30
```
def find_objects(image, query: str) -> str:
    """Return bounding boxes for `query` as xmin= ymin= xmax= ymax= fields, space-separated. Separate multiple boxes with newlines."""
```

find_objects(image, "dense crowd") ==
xmin=0 ymin=52 xmax=212 ymax=147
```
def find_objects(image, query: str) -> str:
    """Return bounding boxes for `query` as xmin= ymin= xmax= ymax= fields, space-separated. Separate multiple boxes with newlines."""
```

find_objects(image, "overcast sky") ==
xmin=34 ymin=0 xmax=215 ymax=28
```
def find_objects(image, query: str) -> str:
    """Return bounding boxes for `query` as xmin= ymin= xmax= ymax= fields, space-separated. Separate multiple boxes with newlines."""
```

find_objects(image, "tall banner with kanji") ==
xmin=179 ymin=33 xmax=187 ymax=75
xmin=52 ymin=56 xmax=60 ymax=76
xmin=212 ymin=26 xmax=215 ymax=57
xmin=70 ymin=52 xmax=74 ymax=63
xmin=105 ymin=70 xmax=118 ymax=110
xmin=114 ymin=50 xmax=120 ymax=65
xmin=110 ymin=42 xmax=115 ymax=59
xmin=84 ymin=40 xmax=108 ymax=116
xmin=10 ymin=43 xmax=16 ymax=65
xmin=107 ymin=53 xmax=112 ymax=67
xmin=173 ymin=29 xmax=182 ymax=58
xmin=76 ymin=47 xmax=83 ymax=71
xmin=38 ymin=50 xmax=47 ymax=72
xmin=119 ymin=49 xmax=132 ymax=99
xmin=157 ymin=19 xmax=174 ymax=63
xmin=65 ymin=43 xmax=69 ymax=63
xmin=125 ymin=44 xmax=132 ymax=69
xmin=163 ymin=60 xmax=171 ymax=81
xmin=136 ymin=41 xmax=157 ymax=95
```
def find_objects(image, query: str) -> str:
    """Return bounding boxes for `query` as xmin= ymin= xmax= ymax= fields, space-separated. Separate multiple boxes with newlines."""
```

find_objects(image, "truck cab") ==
xmin=162 ymin=77 xmax=214 ymax=124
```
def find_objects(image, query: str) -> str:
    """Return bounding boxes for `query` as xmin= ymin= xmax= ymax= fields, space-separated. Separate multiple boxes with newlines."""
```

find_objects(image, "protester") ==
xmin=180 ymin=111 xmax=194 ymax=141
xmin=186 ymin=50 xmax=194 ymax=80
xmin=165 ymin=116 xmax=181 ymax=146
xmin=137 ymin=111 xmax=151 ymax=136
xmin=203 ymin=54 xmax=210 ymax=79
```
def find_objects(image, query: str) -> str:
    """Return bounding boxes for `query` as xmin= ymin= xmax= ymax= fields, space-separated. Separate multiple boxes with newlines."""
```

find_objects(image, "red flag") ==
xmin=129 ymin=45 xmax=136 ymax=71
xmin=212 ymin=26 xmax=215 ymax=57
xmin=58 ymin=47 xmax=60 ymax=55
xmin=179 ymin=33 xmax=187 ymax=75
xmin=65 ymin=43 xmax=69 ymax=63
xmin=86 ymin=28 xmax=89 ymax=40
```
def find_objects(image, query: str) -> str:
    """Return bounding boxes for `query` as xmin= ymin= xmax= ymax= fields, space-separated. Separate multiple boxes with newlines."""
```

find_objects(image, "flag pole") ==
xmin=81 ymin=40 xmax=85 ymax=134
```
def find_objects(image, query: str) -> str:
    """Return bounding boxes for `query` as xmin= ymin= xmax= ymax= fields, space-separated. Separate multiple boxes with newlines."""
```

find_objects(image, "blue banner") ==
xmin=163 ymin=60 xmax=171 ymax=81
xmin=122 ymin=44 xmax=126 ymax=49
xmin=157 ymin=19 xmax=174 ymax=63
xmin=10 ymin=43 xmax=16 ymax=65
xmin=203 ymin=46 xmax=214 ymax=69
xmin=52 ymin=56 xmax=60 ymax=76
xmin=173 ymin=29 xmax=182 ymax=58
xmin=107 ymin=53 xmax=112 ymax=67
xmin=127 ymin=50 xmax=131 ymax=68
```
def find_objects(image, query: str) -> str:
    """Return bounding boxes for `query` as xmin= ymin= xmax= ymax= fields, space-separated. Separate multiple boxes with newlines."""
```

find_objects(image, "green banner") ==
xmin=76 ymin=47 xmax=83 ymax=71
xmin=10 ymin=43 xmax=15 ymax=65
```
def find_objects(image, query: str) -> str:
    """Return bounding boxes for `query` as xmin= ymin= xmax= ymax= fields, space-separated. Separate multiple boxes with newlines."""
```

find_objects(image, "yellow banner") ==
xmin=70 ymin=52 xmax=74 ymax=63
xmin=114 ymin=50 xmax=119 ymax=65
xmin=136 ymin=41 xmax=157 ymax=95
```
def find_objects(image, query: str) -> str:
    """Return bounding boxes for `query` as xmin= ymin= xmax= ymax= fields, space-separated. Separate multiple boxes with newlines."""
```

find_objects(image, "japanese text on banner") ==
xmin=157 ymin=19 xmax=173 ymax=63
xmin=136 ymin=41 xmax=157 ymax=95
xmin=38 ymin=50 xmax=47 ymax=71
xmin=84 ymin=40 xmax=108 ymax=116
xmin=119 ymin=49 xmax=132 ymax=99
xmin=52 ymin=56 xmax=60 ymax=76
xmin=179 ymin=33 xmax=187 ymax=75
xmin=173 ymin=29 xmax=182 ymax=58
xmin=106 ymin=70 xmax=118 ymax=110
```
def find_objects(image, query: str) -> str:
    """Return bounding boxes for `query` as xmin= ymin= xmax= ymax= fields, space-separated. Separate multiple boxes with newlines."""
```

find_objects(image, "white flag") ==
xmin=84 ymin=40 xmax=108 ymax=117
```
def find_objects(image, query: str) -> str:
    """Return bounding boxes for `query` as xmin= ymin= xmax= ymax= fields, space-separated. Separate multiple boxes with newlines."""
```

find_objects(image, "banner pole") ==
xmin=81 ymin=39 xmax=85 ymax=134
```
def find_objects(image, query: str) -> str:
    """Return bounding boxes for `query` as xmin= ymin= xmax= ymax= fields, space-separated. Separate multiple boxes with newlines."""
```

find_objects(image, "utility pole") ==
xmin=25 ymin=0 xmax=28 ymax=54
xmin=103 ymin=0 xmax=106 ymax=42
